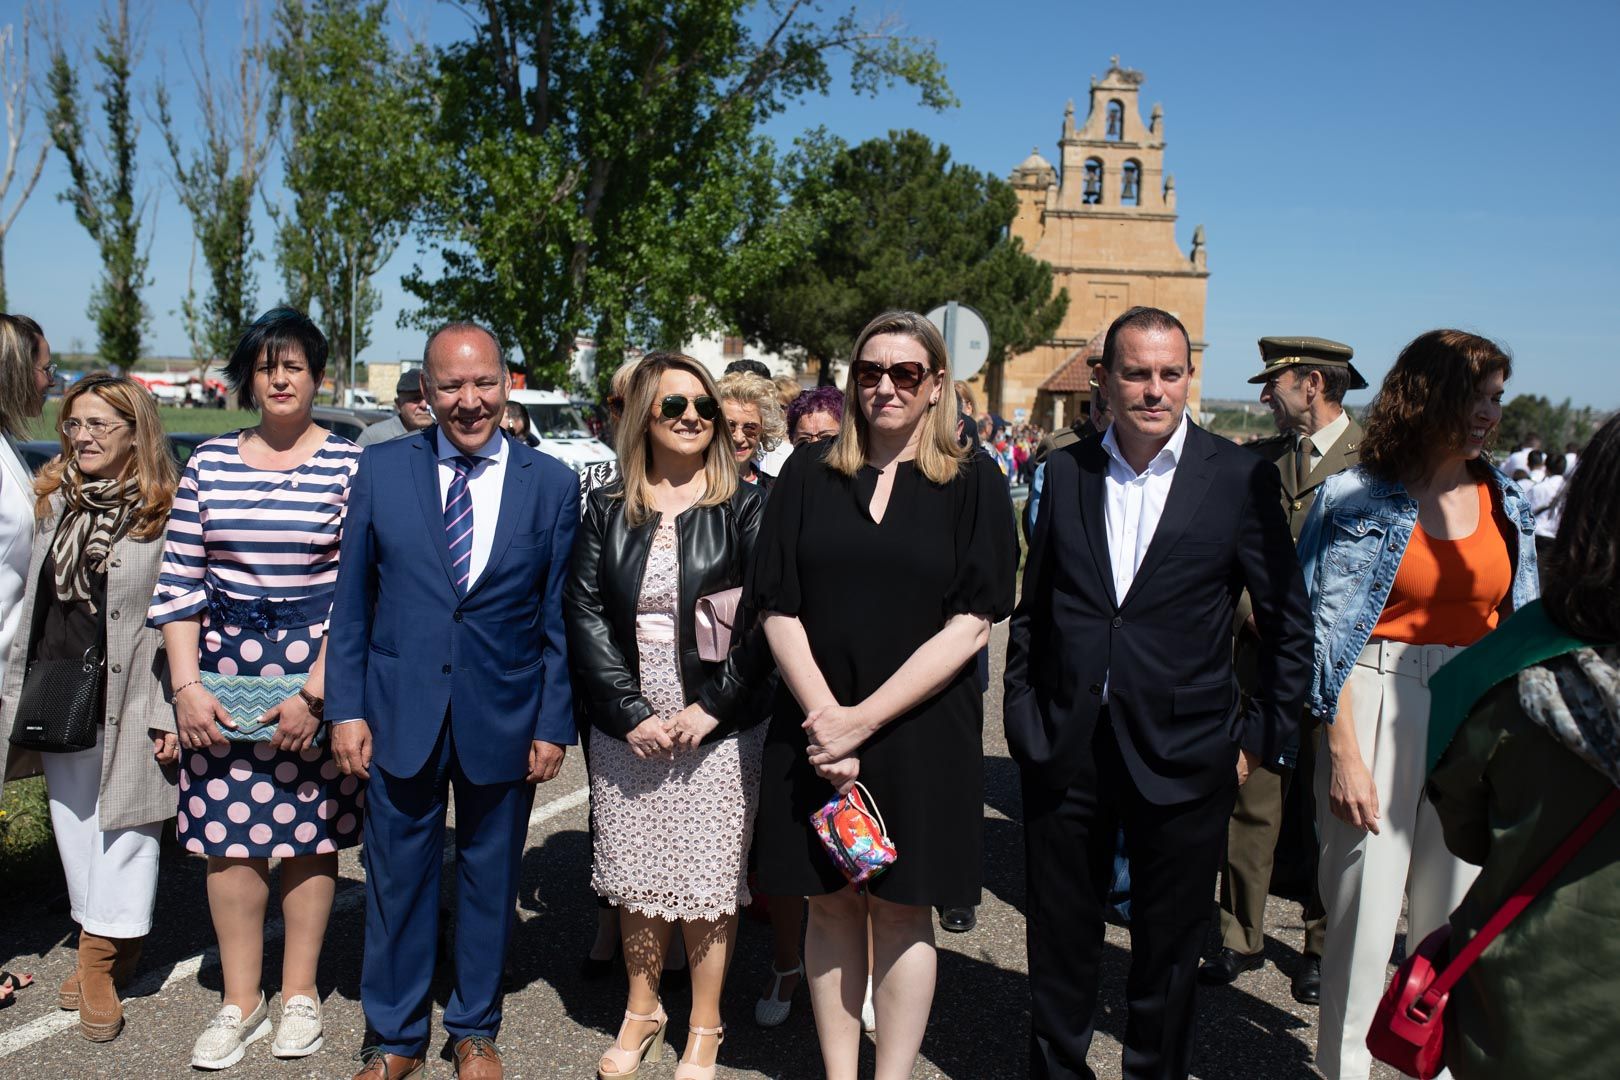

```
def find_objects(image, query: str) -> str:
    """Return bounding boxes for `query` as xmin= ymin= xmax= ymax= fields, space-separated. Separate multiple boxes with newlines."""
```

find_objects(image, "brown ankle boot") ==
xmin=76 ymin=932 xmax=124 ymax=1042
xmin=58 ymin=937 xmax=142 ymax=1011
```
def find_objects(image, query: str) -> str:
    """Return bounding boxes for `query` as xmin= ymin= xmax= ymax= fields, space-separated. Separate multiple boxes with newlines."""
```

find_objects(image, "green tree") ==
xmin=267 ymin=0 xmax=430 ymax=392
xmin=1498 ymin=394 xmax=1600 ymax=457
xmin=405 ymin=0 xmax=953 ymax=392
xmin=158 ymin=0 xmax=270 ymax=367
xmin=47 ymin=0 xmax=151 ymax=369
xmin=727 ymin=129 xmax=1068 ymax=402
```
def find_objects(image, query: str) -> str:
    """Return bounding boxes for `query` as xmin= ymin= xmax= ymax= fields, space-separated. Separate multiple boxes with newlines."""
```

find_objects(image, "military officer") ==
xmin=1199 ymin=336 xmax=1367 ymax=1005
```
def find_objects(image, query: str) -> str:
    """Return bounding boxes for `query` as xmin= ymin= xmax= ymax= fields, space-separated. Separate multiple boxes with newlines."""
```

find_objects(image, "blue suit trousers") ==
xmin=361 ymin=717 xmax=532 ymax=1055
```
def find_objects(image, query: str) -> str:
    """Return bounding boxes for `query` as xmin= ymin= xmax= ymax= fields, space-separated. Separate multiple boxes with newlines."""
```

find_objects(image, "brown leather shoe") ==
xmin=352 ymin=1048 xmax=426 ymax=1079
xmin=76 ymin=933 xmax=123 ymax=1042
xmin=59 ymin=936 xmax=142 ymax=1010
xmin=453 ymin=1035 xmax=503 ymax=1079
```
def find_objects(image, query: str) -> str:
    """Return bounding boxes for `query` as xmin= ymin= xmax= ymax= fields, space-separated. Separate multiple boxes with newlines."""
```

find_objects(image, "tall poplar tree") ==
xmin=47 ymin=0 xmax=151 ymax=368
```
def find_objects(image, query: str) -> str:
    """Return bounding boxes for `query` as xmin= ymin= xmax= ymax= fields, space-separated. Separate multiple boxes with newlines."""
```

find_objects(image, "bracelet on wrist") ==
xmin=171 ymin=679 xmax=203 ymax=703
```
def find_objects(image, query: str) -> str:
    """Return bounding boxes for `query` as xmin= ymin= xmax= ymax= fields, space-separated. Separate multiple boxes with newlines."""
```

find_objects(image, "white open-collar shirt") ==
xmin=1099 ymin=409 xmax=1190 ymax=604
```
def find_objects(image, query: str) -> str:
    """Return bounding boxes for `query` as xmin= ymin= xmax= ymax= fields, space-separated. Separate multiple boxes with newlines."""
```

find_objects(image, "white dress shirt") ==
xmin=437 ymin=427 xmax=508 ymax=589
xmin=1098 ymin=412 xmax=1190 ymax=704
xmin=1100 ymin=411 xmax=1190 ymax=603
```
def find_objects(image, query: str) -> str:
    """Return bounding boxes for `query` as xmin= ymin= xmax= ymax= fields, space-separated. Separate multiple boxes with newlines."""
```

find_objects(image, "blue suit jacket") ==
xmin=327 ymin=426 xmax=580 ymax=785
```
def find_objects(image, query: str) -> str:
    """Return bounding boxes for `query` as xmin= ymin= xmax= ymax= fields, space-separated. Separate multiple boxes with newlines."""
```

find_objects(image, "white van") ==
xmin=508 ymin=387 xmax=615 ymax=474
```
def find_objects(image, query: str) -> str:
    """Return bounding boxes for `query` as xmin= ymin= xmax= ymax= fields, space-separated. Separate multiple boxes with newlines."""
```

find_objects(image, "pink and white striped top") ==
xmin=147 ymin=431 xmax=362 ymax=626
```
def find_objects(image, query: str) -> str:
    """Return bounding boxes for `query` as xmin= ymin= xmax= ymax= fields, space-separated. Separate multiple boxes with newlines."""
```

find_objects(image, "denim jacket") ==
xmin=1296 ymin=462 xmax=1538 ymax=721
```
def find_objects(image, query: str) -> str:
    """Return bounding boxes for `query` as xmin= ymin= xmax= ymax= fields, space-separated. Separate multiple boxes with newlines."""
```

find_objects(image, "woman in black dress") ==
xmin=747 ymin=310 xmax=1016 ymax=1079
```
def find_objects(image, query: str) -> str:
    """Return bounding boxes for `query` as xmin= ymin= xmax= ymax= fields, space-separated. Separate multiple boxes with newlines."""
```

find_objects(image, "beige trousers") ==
xmin=1313 ymin=641 xmax=1480 ymax=1080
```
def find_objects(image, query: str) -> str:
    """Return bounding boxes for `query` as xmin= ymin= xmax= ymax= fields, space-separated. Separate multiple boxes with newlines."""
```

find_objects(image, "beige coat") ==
xmin=1 ymin=498 xmax=178 ymax=831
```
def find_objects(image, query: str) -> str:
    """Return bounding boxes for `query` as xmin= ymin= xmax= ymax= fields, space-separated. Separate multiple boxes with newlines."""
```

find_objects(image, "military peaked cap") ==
xmin=1249 ymin=336 xmax=1367 ymax=391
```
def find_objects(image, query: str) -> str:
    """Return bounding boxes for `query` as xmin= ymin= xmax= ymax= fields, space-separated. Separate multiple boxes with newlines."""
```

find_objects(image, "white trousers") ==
xmin=1313 ymin=642 xmax=1480 ymax=1080
xmin=43 ymin=727 xmax=162 ymax=938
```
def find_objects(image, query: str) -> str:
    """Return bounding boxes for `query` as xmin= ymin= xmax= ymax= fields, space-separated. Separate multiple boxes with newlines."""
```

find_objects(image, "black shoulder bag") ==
xmin=7 ymin=553 xmax=105 ymax=753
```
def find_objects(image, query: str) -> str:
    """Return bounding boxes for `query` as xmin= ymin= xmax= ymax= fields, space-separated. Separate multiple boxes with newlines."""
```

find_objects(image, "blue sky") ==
xmin=8 ymin=0 xmax=1619 ymax=406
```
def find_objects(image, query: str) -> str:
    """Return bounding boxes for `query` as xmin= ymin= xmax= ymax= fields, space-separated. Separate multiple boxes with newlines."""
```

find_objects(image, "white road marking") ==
xmin=0 ymin=783 xmax=591 ymax=1059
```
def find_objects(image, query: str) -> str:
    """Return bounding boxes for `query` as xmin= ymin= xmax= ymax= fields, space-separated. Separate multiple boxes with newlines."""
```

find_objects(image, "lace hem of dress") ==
xmin=593 ymin=879 xmax=750 ymax=924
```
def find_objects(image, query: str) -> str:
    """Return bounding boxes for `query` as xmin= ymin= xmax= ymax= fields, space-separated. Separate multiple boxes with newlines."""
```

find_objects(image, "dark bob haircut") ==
xmin=1359 ymin=329 xmax=1512 ymax=484
xmin=1099 ymin=306 xmax=1191 ymax=371
xmin=785 ymin=385 xmax=845 ymax=438
xmin=225 ymin=307 xmax=329 ymax=410
xmin=1542 ymin=415 xmax=1620 ymax=642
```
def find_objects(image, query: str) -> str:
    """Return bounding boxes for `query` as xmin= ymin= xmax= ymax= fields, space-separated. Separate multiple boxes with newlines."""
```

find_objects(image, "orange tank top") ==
xmin=1372 ymin=482 xmax=1513 ymax=647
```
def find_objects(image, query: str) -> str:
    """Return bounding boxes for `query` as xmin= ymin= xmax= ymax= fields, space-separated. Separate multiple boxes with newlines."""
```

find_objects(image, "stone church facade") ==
xmin=981 ymin=58 xmax=1210 ymax=428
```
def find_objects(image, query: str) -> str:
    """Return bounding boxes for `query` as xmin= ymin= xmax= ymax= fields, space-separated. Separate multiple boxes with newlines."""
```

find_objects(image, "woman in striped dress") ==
xmin=147 ymin=309 xmax=363 ymax=1070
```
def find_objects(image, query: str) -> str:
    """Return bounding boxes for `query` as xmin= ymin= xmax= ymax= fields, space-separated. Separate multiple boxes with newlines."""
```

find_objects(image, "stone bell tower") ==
xmin=992 ymin=57 xmax=1210 ymax=426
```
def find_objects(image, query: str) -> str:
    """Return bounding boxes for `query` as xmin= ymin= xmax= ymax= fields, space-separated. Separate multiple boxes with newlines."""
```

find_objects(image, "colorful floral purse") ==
xmin=810 ymin=781 xmax=898 ymax=886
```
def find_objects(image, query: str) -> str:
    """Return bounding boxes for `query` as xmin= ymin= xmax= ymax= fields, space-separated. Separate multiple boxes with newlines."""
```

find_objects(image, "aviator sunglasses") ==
xmin=659 ymin=394 xmax=720 ymax=421
xmin=852 ymin=360 xmax=929 ymax=391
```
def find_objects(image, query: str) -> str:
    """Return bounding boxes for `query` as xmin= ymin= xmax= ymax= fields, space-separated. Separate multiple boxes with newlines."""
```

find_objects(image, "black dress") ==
xmin=746 ymin=442 xmax=1016 ymax=906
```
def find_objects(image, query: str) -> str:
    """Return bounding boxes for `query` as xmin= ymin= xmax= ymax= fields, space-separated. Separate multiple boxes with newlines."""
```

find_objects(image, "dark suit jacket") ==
xmin=1003 ymin=421 xmax=1313 ymax=802
xmin=327 ymin=426 xmax=580 ymax=786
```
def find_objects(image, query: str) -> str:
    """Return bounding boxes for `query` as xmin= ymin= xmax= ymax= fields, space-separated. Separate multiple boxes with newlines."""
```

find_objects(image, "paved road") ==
xmin=0 ymin=625 xmax=1399 ymax=1078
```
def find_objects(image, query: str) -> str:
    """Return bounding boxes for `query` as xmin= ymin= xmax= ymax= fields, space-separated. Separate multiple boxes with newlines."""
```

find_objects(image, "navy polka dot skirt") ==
xmin=176 ymin=620 xmax=364 ymax=858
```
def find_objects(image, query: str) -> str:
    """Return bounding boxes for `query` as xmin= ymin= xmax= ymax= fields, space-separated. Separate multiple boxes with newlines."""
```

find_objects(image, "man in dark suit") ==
xmin=1004 ymin=307 xmax=1313 ymax=1080
xmin=1200 ymin=337 xmax=1365 ymax=1005
xmin=328 ymin=322 xmax=580 ymax=1080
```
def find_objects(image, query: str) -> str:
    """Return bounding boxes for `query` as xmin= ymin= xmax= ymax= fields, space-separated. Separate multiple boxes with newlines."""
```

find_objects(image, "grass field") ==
xmin=0 ymin=775 xmax=58 ymax=895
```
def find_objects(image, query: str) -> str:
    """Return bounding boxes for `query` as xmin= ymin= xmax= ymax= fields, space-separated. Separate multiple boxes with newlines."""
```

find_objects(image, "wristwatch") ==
xmin=297 ymin=688 xmax=325 ymax=719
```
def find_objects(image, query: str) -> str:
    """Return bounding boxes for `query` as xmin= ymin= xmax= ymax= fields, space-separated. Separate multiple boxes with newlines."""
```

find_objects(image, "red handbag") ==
xmin=1367 ymin=787 xmax=1620 ymax=1078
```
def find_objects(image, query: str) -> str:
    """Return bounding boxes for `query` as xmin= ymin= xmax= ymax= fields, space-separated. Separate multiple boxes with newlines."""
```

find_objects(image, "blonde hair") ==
xmin=717 ymin=371 xmax=787 ymax=455
xmin=0 ymin=313 xmax=45 ymax=439
xmin=772 ymin=374 xmax=800 ymax=410
xmin=35 ymin=374 xmax=178 ymax=540
xmin=613 ymin=352 xmax=738 ymax=526
xmin=826 ymin=311 xmax=966 ymax=485
xmin=954 ymin=379 xmax=977 ymax=419
xmin=606 ymin=356 xmax=641 ymax=420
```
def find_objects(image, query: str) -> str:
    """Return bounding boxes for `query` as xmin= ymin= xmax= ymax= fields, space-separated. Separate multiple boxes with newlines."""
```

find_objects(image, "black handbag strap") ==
xmin=23 ymin=537 xmax=109 ymax=671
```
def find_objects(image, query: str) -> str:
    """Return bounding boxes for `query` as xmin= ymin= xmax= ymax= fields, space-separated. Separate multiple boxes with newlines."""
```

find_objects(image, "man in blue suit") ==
xmin=327 ymin=322 xmax=579 ymax=1080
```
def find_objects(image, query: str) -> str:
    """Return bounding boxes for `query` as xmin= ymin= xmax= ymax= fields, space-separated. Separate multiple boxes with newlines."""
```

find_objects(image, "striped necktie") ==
xmin=445 ymin=454 xmax=477 ymax=595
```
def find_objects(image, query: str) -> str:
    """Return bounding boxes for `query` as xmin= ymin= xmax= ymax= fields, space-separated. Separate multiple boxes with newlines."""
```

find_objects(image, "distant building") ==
xmin=682 ymin=329 xmax=803 ymax=384
xmin=986 ymin=57 xmax=1209 ymax=427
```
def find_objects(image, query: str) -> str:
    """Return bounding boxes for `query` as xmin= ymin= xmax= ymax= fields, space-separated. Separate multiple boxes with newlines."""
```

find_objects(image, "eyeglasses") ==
xmin=61 ymin=418 xmax=128 ymax=439
xmin=852 ymin=360 xmax=928 ymax=391
xmin=659 ymin=394 xmax=719 ymax=421
xmin=39 ymin=361 xmax=59 ymax=380
xmin=793 ymin=430 xmax=838 ymax=445
xmin=726 ymin=420 xmax=762 ymax=439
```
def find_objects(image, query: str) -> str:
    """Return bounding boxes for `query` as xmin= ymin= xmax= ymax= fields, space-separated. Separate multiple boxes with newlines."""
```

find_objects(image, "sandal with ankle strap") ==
xmin=674 ymin=1024 xmax=725 ymax=1080
xmin=597 ymin=1002 xmax=667 ymax=1079
xmin=754 ymin=963 xmax=802 ymax=1028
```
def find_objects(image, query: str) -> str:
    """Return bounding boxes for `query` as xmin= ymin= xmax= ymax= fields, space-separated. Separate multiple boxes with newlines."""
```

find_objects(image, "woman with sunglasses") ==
xmin=717 ymin=371 xmax=787 ymax=493
xmin=566 ymin=352 xmax=768 ymax=1080
xmin=786 ymin=386 xmax=846 ymax=448
xmin=0 ymin=375 xmax=179 ymax=1044
xmin=747 ymin=311 xmax=1016 ymax=1080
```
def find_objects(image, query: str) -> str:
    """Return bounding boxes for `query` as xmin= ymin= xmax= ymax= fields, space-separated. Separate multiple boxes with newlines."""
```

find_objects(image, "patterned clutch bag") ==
xmin=809 ymin=781 xmax=897 ymax=886
xmin=200 ymin=672 xmax=317 ymax=744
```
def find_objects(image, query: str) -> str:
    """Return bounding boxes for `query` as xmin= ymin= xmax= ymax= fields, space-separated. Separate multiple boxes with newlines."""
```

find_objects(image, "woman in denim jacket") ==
xmin=1295 ymin=330 xmax=1537 ymax=1080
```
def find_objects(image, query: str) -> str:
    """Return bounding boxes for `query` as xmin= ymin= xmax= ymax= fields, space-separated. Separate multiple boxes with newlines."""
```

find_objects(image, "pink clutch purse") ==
xmin=694 ymin=587 xmax=743 ymax=662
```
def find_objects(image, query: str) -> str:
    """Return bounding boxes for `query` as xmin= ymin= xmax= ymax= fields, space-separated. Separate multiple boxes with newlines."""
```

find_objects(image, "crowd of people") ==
xmin=0 ymin=302 xmax=1615 ymax=1080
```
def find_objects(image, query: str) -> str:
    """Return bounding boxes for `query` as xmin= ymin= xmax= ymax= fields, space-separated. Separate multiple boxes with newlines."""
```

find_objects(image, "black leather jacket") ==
xmin=565 ymin=480 xmax=767 ymax=743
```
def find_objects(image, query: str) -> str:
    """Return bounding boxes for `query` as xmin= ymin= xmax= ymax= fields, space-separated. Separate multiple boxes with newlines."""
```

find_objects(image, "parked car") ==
xmin=310 ymin=405 xmax=385 ymax=442
xmin=508 ymin=388 xmax=615 ymax=475
xmin=21 ymin=431 xmax=236 ymax=474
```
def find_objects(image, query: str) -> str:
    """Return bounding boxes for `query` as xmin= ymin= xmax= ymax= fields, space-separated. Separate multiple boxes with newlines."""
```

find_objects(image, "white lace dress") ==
xmin=589 ymin=518 xmax=768 ymax=921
